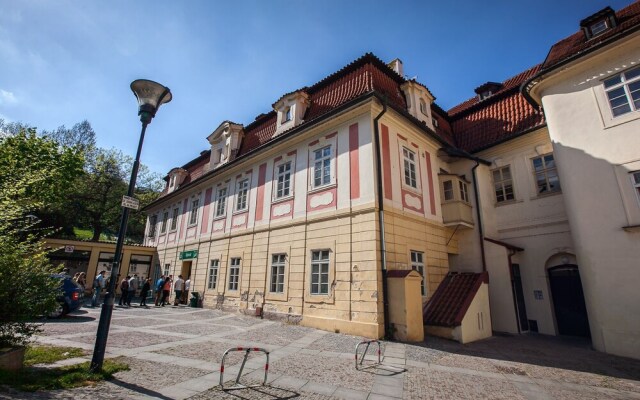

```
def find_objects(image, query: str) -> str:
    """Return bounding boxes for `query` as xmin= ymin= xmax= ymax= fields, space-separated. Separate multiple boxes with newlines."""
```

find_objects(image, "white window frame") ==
xmin=274 ymin=161 xmax=293 ymax=200
xmin=459 ymin=181 xmax=469 ymax=203
xmin=235 ymin=179 xmax=250 ymax=212
xmin=310 ymin=250 xmax=330 ymax=295
xmin=443 ymin=180 xmax=454 ymax=201
xmin=160 ymin=211 xmax=168 ymax=234
xmin=603 ymin=66 xmax=640 ymax=118
xmin=402 ymin=147 xmax=419 ymax=189
xmin=531 ymin=153 xmax=561 ymax=195
xmin=188 ymin=197 xmax=200 ymax=226
xmin=208 ymin=259 xmax=219 ymax=290
xmin=411 ymin=250 xmax=426 ymax=296
xmin=590 ymin=19 xmax=609 ymax=36
xmin=283 ymin=106 xmax=292 ymax=122
xmin=215 ymin=186 xmax=228 ymax=217
xmin=163 ymin=263 xmax=170 ymax=277
xmin=311 ymin=145 xmax=333 ymax=189
xmin=170 ymin=207 xmax=179 ymax=231
xmin=492 ymin=166 xmax=515 ymax=203
xmin=270 ymin=254 xmax=286 ymax=293
xmin=228 ymin=257 xmax=241 ymax=291
xmin=419 ymin=98 xmax=428 ymax=115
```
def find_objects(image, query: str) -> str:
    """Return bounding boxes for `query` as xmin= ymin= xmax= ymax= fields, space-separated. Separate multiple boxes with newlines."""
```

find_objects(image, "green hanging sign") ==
xmin=179 ymin=250 xmax=198 ymax=260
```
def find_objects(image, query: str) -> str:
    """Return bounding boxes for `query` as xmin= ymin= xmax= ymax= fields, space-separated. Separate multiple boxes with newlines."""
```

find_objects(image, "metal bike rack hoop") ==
xmin=355 ymin=339 xmax=382 ymax=370
xmin=219 ymin=346 xmax=270 ymax=391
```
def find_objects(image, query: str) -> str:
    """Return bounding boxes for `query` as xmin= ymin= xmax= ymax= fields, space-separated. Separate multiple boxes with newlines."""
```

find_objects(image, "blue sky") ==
xmin=0 ymin=0 xmax=632 ymax=176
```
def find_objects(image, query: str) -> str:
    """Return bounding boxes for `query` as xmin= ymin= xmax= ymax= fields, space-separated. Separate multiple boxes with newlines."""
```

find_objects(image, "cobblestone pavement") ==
xmin=3 ymin=304 xmax=640 ymax=399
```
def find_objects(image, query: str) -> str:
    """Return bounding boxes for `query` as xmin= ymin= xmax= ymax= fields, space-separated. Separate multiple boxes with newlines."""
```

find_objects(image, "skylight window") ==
xmin=590 ymin=19 xmax=608 ymax=36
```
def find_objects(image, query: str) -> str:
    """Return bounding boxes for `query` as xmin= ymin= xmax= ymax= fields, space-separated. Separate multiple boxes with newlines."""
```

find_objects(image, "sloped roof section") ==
xmin=423 ymin=272 xmax=488 ymax=327
xmin=542 ymin=1 xmax=640 ymax=71
xmin=448 ymin=65 xmax=545 ymax=153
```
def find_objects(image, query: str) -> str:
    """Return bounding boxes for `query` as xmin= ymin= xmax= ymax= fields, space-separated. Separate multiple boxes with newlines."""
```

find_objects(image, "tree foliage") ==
xmin=0 ymin=128 xmax=84 ymax=347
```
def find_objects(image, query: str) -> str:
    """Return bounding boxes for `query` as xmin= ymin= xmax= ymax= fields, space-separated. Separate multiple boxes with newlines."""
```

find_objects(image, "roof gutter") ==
xmin=521 ymin=23 xmax=640 ymax=107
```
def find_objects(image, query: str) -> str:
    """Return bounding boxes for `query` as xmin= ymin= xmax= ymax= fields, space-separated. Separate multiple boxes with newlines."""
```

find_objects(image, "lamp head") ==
xmin=130 ymin=79 xmax=172 ymax=124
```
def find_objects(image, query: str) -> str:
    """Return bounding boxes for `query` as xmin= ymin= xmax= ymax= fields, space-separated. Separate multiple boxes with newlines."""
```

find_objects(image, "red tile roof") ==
xmin=448 ymin=65 xmax=545 ymax=153
xmin=542 ymin=1 xmax=640 ymax=71
xmin=423 ymin=272 xmax=489 ymax=328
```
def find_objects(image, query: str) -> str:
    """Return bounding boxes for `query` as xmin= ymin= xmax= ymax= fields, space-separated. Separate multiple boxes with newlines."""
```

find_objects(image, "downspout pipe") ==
xmin=372 ymin=96 xmax=390 ymax=339
xmin=471 ymin=161 xmax=487 ymax=272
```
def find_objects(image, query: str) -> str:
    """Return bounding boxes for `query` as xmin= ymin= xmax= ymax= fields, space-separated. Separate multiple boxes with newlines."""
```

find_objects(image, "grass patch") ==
xmin=0 ymin=358 xmax=129 ymax=392
xmin=24 ymin=345 xmax=86 ymax=366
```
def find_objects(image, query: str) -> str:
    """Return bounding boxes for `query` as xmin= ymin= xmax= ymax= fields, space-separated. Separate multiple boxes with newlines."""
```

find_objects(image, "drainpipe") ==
xmin=372 ymin=96 xmax=391 ymax=339
xmin=471 ymin=161 xmax=487 ymax=272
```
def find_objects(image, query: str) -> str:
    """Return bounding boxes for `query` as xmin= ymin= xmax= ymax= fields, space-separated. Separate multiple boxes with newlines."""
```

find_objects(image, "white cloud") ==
xmin=0 ymin=89 xmax=17 ymax=105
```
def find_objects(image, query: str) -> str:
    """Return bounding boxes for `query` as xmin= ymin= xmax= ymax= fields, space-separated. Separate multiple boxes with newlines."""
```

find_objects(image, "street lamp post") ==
xmin=90 ymin=79 xmax=171 ymax=372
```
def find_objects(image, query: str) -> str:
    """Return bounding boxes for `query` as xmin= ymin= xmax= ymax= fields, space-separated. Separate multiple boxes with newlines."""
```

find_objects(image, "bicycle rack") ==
xmin=219 ymin=347 xmax=270 ymax=391
xmin=355 ymin=339 xmax=382 ymax=370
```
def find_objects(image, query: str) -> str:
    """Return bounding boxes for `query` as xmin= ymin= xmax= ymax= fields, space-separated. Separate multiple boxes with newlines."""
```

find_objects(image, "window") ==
xmin=310 ymin=250 xmax=330 ymax=295
xmin=160 ymin=211 xmax=169 ymax=233
xmin=492 ymin=166 xmax=515 ymax=203
xmin=312 ymin=146 xmax=332 ymax=188
xmin=419 ymin=98 xmax=427 ymax=115
xmin=403 ymin=147 xmax=418 ymax=189
xmin=590 ymin=19 xmax=608 ymax=36
xmin=169 ymin=175 xmax=176 ymax=188
xmin=148 ymin=215 xmax=157 ymax=238
xmin=170 ymin=207 xmax=179 ymax=231
xmin=228 ymin=258 xmax=240 ymax=291
xmin=632 ymin=171 xmax=640 ymax=205
xmin=163 ymin=263 xmax=170 ymax=277
xmin=275 ymin=161 xmax=292 ymax=199
xmin=208 ymin=260 xmax=219 ymax=290
xmin=215 ymin=187 xmax=227 ymax=217
xmin=235 ymin=179 xmax=249 ymax=211
xmin=283 ymin=107 xmax=292 ymax=122
xmin=270 ymin=254 xmax=286 ymax=293
xmin=532 ymin=154 xmax=561 ymax=194
xmin=443 ymin=180 xmax=454 ymax=201
xmin=459 ymin=181 xmax=469 ymax=203
xmin=411 ymin=250 xmax=426 ymax=296
xmin=188 ymin=198 xmax=199 ymax=225
xmin=604 ymin=66 xmax=640 ymax=117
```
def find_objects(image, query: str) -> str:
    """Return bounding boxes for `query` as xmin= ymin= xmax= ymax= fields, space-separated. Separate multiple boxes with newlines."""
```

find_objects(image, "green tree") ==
xmin=0 ymin=128 xmax=84 ymax=347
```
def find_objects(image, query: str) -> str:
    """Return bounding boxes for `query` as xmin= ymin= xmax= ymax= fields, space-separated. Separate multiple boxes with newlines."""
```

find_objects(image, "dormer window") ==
xmin=166 ymin=168 xmax=188 ymax=194
xmin=400 ymin=80 xmax=435 ymax=129
xmin=474 ymin=82 xmax=503 ymax=101
xmin=273 ymin=90 xmax=310 ymax=137
xmin=580 ymin=6 xmax=617 ymax=40
xmin=207 ymin=121 xmax=244 ymax=169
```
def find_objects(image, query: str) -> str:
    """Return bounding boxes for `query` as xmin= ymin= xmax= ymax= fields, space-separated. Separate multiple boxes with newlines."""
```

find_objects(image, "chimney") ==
xmin=388 ymin=58 xmax=404 ymax=77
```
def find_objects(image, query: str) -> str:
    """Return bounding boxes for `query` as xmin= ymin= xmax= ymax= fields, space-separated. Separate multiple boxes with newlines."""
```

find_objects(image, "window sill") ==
xmin=494 ymin=199 xmax=523 ymax=207
xmin=401 ymin=184 xmax=422 ymax=195
xmin=212 ymin=215 xmax=226 ymax=221
xmin=308 ymin=183 xmax=336 ymax=195
xmin=232 ymin=209 xmax=248 ymax=216
xmin=272 ymin=195 xmax=294 ymax=204
xmin=187 ymin=223 xmax=197 ymax=228
xmin=530 ymin=190 xmax=562 ymax=200
xmin=622 ymin=224 xmax=640 ymax=232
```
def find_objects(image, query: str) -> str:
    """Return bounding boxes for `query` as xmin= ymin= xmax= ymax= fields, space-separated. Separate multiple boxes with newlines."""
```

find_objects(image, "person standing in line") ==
xmin=127 ymin=274 xmax=138 ymax=306
xmin=91 ymin=270 xmax=106 ymax=307
xmin=160 ymin=276 xmax=172 ymax=307
xmin=76 ymin=272 xmax=87 ymax=293
xmin=140 ymin=278 xmax=151 ymax=307
xmin=118 ymin=276 xmax=130 ymax=306
xmin=154 ymin=275 xmax=165 ymax=306
xmin=173 ymin=275 xmax=184 ymax=306
xmin=183 ymin=276 xmax=191 ymax=305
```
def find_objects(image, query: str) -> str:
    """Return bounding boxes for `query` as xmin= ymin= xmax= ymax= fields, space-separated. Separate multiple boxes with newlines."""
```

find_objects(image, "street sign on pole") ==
xmin=121 ymin=196 xmax=140 ymax=210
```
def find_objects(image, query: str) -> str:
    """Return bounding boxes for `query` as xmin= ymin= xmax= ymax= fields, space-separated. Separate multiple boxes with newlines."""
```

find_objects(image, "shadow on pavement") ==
xmin=109 ymin=378 xmax=174 ymax=400
xmin=411 ymin=333 xmax=640 ymax=381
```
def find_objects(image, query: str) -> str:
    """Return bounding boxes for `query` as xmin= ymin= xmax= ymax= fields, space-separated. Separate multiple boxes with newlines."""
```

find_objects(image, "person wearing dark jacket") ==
xmin=139 ymin=278 xmax=151 ymax=307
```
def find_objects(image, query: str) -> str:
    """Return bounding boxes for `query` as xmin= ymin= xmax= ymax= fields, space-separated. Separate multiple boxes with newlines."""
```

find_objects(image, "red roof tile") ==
xmin=423 ymin=272 xmax=489 ymax=327
xmin=448 ymin=65 xmax=545 ymax=153
xmin=542 ymin=1 xmax=640 ymax=71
